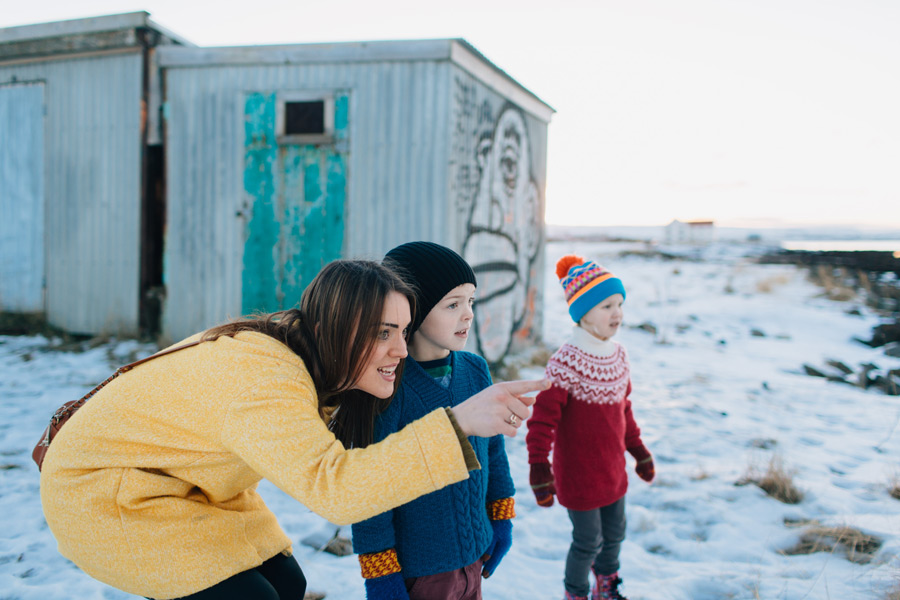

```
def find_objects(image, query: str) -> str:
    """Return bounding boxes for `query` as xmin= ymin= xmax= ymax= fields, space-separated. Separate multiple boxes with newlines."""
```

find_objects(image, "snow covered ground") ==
xmin=2 ymin=238 xmax=899 ymax=599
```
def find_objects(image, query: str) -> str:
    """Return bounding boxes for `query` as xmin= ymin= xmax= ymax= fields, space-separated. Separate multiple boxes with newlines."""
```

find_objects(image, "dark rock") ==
xmin=804 ymin=365 xmax=826 ymax=377
xmin=855 ymin=364 xmax=880 ymax=389
xmin=872 ymin=375 xmax=900 ymax=396
xmin=301 ymin=528 xmax=354 ymax=557
xmin=635 ymin=322 xmax=658 ymax=335
xmin=863 ymin=322 xmax=900 ymax=348
xmin=876 ymin=297 xmax=899 ymax=311
xmin=825 ymin=360 xmax=854 ymax=375
xmin=757 ymin=249 xmax=900 ymax=274
xmin=750 ymin=328 xmax=766 ymax=337
xmin=749 ymin=438 xmax=777 ymax=449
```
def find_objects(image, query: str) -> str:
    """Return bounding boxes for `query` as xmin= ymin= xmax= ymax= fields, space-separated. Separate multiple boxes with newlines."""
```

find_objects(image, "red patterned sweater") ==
xmin=526 ymin=326 xmax=645 ymax=510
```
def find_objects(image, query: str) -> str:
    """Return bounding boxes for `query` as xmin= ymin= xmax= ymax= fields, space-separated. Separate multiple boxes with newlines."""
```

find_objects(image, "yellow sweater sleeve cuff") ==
xmin=444 ymin=408 xmax=481 ymax=471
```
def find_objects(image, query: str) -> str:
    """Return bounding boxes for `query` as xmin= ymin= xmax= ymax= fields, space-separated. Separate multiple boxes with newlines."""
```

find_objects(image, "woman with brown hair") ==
xmin=39 ymin=259 xmax=545 ymax=600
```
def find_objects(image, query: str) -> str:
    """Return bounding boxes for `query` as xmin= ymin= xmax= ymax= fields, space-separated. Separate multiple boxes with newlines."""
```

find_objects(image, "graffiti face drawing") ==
xmin=463 ymin=104 xmax=541 ymax=364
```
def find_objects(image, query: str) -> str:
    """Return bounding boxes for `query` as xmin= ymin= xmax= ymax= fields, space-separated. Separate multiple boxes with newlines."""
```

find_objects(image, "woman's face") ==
xmin=351 ymin=291 xmax=411 ymax=398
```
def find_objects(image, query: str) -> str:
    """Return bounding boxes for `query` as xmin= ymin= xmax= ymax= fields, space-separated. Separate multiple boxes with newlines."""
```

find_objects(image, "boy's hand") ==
xmin=480 ymin=518 xmax=512 ymax=578
xmin=628 ymin=444 xmax=655 ymax=483
xmin=529 ymin=462 xmax=556 ymax=507
xmin=364 ymin=572 xmax=409 ymax=600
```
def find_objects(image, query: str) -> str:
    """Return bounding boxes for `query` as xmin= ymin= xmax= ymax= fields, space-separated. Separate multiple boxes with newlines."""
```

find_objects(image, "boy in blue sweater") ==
xmin=352 ymin=241 xmax=517 ymax=600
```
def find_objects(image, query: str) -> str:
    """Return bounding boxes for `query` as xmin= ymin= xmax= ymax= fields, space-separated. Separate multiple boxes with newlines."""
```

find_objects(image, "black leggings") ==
xmin=160 ymin=551 xmax=307 ymax=600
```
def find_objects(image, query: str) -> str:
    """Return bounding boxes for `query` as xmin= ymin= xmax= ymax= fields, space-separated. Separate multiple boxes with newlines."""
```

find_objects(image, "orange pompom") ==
xmin=556 ymin=255 xmax=585 ymax=280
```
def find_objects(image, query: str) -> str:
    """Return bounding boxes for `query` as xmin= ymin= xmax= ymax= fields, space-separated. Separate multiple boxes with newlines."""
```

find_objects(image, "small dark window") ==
xmin=284 ymin=101 xmax=325 ymax=135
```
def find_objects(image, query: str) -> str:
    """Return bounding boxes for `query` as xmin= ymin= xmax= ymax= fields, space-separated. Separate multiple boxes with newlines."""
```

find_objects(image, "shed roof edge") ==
xmin=0 ymin=11 xmax=195 ymax=47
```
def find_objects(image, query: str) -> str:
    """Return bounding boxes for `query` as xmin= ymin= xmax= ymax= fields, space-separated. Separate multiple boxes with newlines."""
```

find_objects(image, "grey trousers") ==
xmin=564 ymin=497 xmax=626 ymax=596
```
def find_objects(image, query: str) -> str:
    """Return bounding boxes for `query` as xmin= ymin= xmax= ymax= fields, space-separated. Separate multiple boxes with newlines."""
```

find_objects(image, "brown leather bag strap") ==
xmin=117 ymin=339 xmax=204 ymax=373
xmin=36 ymin=339 xmax=212 ymax=470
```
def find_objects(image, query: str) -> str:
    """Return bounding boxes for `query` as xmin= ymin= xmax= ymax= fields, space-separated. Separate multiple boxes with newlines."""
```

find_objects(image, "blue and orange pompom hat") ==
xmin=556 ymin=255 xmax=626 ymax=323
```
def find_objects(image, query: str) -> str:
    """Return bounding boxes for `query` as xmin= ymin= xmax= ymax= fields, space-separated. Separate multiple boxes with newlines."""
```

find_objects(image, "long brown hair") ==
xmin=203 ymin=260 xmax=416 ymax=448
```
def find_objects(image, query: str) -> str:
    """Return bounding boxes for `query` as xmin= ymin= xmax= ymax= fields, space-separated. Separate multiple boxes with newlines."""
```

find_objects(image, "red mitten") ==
xmin=628 ymin=444 xmax=655 ymax=483
xmin=529 ymin=463 xmax=556 ymax=507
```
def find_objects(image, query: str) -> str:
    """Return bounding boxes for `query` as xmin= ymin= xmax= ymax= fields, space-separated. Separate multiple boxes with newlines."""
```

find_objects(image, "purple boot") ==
xmin=591 ymin=571 xmax=628 ymax=600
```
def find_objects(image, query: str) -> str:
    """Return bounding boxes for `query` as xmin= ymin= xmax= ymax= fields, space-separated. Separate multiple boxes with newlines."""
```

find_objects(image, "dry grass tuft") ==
xmin=491 ymin=345 xmax=555 ymax=382
xmin=828 ymin=288 xmax=858 ymax=302
xmin=885 ymin=581 xmax=900 ymax=600
xmin=812 ymin=265 xmax=858 ymax=301
xmin=890 ymin=475 xmax=900 ymax=501
xmin=857 ymin=270 xmax=874 ymax=296
xmin=528 ymin=347 xmax=553 ymax=367
xmin=783 ymin=516 xmax=818 ymax=528
xmin=755 ymin=274 xmax=792 ymax=294
xmin=781 ymin=525 xmax=882 ymax=565
xmin=736 ymin=456 xmax=804 ymax=504
xmin=491 ymin=362 xmax=520 ymax=382
xmin=690 ymin=468 xmax=712 ymax=482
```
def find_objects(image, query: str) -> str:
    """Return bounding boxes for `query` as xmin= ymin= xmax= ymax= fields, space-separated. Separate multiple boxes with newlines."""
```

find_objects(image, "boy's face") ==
xmin=579 ymin=293 xmax=624 ymax=341
xmin=409 ymin=283 xmax=476 ymax=362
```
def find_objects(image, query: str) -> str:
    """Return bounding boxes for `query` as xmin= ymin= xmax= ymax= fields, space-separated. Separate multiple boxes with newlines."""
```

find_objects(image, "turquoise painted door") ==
xmin=242 ymin=92 xmax=348 ymax=314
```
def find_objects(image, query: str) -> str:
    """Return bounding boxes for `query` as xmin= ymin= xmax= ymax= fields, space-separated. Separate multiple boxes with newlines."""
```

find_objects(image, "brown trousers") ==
xmin=405 ymin=559 xmax=483 ymax=600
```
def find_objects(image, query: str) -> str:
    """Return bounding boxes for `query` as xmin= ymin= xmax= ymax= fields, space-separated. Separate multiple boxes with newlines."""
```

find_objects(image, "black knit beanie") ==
xmin=384 ymin=241 xmax=477 ymax=334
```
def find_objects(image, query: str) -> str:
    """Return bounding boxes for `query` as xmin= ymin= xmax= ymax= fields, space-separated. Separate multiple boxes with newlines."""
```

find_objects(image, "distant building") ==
xmin=0 ymin=12 xmax=554 ymax=363
xmin=664 ymin=219 xmax=716 ymax=245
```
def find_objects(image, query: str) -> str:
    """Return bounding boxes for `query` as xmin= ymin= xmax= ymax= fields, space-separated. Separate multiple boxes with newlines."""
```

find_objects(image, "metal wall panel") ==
xmin=0 ymin=52 xmax=143 ymax=334
xmin=0 ymin=82 xmax=44 ymax=312
xmin=161 ymin=60 xmax=454 ymax=342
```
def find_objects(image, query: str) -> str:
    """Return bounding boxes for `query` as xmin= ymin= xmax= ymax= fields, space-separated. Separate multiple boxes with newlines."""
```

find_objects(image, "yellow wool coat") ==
xmin=40 ymin=332 xmax=470 ymax=599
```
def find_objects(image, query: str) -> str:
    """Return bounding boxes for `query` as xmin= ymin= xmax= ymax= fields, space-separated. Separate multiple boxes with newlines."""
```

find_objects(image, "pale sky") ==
xmin=4 ymin=0 xmax=899 ymax=228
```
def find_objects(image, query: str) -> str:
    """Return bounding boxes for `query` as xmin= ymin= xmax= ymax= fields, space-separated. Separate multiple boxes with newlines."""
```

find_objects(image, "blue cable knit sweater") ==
xmin=351 ymin=351 xmax=515 ymax=578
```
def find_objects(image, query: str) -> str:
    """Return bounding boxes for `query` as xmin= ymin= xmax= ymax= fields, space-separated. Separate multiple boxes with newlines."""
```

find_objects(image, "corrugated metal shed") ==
xmin=1 ymin=12 xmax=552 ymax=363
xmin=157 ymin=40 xmax=553 ymax=362
xmin=0 ymin=12 xmax=191 ymax=335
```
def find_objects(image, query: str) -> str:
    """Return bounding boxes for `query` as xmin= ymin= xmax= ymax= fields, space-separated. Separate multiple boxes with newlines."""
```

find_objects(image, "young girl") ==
xmin=526 ymin=255 xmax=655 ymax=600
xmin=352 ymin=241 xmax=517 ymax=600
